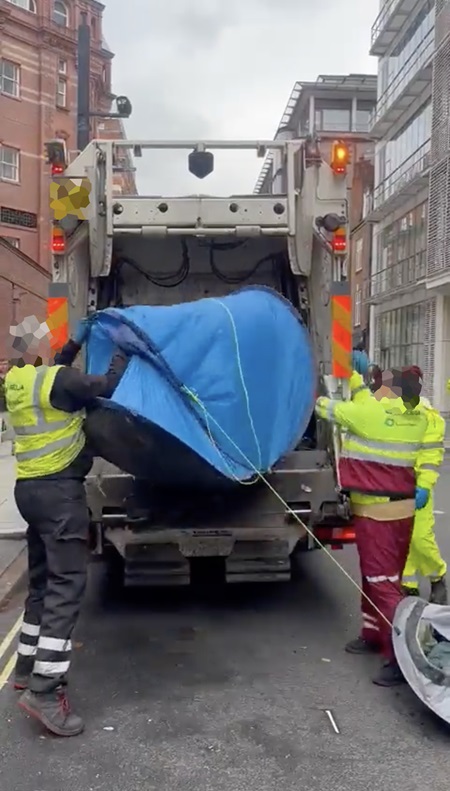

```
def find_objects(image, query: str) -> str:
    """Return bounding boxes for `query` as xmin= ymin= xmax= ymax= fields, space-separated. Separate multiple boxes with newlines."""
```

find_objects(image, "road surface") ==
xmin=0 ymin=469 xmax=450 ymax=791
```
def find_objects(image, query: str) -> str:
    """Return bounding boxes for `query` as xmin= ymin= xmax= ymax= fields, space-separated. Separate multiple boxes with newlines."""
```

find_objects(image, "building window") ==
xmin=0 ymin=146 xmax=19 ymax=182
xmin=58 ymin=58 xmax=67 ymax=75
xmin=377 ymin=303 xmax=425 ymax=370
xmin=56 ymin=77 xmax=67 ymax=108
xmin=315 ymin=106 xmax=351 ymax=132
xmin=0 ymin=60 xmax=20 ymax=98
xmin=4 ymin=0 xmax=36 ymax=11
xmin=354 ymin=285 xmax=361 ymax=327
xmin=1 ymin=236 xmax=20 ymax=249
xmin=0 ymin=206 xmax=37 ymax=228
xmin=53 ymin=1 xmax=68 ymax=26
xmin=354 ymin=237 xmax=363 ymax=273
xmin=372 ymin=201 xmax=428 ymax=297
xmin=91 ymin=17 xmax=96 ymax=38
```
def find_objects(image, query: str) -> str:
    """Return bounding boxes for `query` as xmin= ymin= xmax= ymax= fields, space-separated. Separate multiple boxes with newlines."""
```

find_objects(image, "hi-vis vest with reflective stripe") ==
xmin=5 ymin=364 xmax=86 ymax=479
xmin=316 ymin=395 xmax=428 ymax=499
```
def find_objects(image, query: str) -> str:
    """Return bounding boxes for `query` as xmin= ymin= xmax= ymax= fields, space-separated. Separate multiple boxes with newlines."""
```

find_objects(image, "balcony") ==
xmin=368 ymin=140 xmax=431 ymax=220
xmin=365 ymin=254 xmax=426 ymax=304
xmin=370 ymin=30 xmax=434 ymax=137
xmin=371 ymin=0 xmax=426 ymax=56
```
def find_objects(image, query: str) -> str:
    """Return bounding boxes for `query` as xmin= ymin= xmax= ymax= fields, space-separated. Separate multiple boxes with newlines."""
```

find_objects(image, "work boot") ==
xmin=13 ymin=673 xmax=30 ymax=691
xmin=345 ymin=636 xmax=380 ymax=655
xmin=372 ymin=661 xmax=405 ymax=687
xmin=430 ymin=578 xmax=448 ymax=606
xmin=13 ymin=658 xmax=33 ymax=691
xmin=18 ymin=687 xmax=84 ymax=737
xmin=401 ymin=586 xmax=419 ymax=597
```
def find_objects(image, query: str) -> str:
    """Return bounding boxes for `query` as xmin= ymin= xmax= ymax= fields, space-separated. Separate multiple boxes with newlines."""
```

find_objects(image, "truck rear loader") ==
xmin=47 ymin=137 xmax=355 ymax=586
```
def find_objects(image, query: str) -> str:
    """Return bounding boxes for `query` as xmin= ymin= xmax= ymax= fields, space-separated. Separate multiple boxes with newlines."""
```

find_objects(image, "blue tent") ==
xmin=84 ymin=287 xmax=316 ymax=486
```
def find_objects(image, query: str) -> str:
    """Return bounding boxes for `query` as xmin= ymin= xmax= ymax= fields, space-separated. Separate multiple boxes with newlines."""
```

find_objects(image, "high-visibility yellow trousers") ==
xmin=402 ymin=494 xmax=447 ymax=590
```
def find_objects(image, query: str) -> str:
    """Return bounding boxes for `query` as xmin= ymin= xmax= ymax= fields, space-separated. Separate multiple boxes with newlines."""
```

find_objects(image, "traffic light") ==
xmin=331 ymin=141 xmax=350 ymax=176
xmin=45 ymin=139 xmax=67 ymax=175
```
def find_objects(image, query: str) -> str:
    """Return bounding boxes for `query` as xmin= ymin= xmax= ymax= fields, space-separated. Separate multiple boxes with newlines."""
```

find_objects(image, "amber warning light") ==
xmin=331 ymin=141 xmax=350 ymax=175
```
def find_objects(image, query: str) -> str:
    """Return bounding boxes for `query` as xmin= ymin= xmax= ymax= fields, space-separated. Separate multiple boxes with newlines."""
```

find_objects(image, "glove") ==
xmin=415 ymin=487 xmax=430 ymax=510
xmin=73 ymin=319 xmax=89 ymax=346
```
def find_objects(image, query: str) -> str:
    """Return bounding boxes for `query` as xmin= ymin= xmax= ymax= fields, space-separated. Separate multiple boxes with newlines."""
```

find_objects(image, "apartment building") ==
xmin=367 ymin=0 xmax=436 ymax=397
xmin=254 ymin=74 xmax=377 ymax=347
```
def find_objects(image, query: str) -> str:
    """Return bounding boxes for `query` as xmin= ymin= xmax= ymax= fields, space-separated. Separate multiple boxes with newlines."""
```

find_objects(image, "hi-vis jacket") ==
xmin=315 ymin=374 xmax=429 ymax=502
xmin=348 ymin=371 xmax=445 ymax=492
xmin=5 ymin=364 xmax=85 ymax=480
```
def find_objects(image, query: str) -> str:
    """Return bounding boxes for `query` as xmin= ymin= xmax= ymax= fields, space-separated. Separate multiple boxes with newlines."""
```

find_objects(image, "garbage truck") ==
xmin=45 ymin=137 xmax=355 ymax=586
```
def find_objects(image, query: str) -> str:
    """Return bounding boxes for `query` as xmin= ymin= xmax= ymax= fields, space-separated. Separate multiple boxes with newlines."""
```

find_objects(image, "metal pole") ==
xmin=77 ymin=13 xmax=91 ymax=151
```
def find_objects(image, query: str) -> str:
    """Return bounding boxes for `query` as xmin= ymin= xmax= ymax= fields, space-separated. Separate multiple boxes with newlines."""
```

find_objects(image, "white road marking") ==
xmin=324 ymin=709 xmax=340 ymax=734
xmin=434 ymin=510 xmax=445 ymax=515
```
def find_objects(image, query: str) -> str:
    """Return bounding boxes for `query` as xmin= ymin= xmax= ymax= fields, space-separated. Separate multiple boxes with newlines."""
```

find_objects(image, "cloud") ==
xmin=103 ymin=0 xmax=379 ymax=195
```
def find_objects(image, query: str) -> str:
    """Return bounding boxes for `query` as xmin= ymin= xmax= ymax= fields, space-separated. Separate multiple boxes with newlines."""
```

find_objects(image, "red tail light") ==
xmin=51 ymin=226 xmax=65 ymax=254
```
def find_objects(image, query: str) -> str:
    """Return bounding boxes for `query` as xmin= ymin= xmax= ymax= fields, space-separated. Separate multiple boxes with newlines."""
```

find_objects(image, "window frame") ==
xmin=4 ymin=0 xmax=36 ymax=12
xmin=56 ymin=76 xmax=67 ymax=108
xmin=1 ymin=236 xmax=20 ymax=249
xmin=53 ymin=0 xmax=69 ymax=27
xmin=0 ymin=145 xmax=20 ymax=183
xmin=0 ymin=59 xmax=20 ymax=99
xmin=354 ymin=284 xmax=362 ymax=327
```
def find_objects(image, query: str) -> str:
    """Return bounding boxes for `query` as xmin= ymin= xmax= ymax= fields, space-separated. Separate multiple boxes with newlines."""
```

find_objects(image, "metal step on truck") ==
xmin=45 ymin=136 xmax=355 ymax=586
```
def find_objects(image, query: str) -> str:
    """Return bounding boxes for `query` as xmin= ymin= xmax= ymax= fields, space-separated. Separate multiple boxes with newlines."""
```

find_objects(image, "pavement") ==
xmin=0 ymin=468 xmax=449 ymax=789
xmin=0 ymin=441 xmax=26 ymax=607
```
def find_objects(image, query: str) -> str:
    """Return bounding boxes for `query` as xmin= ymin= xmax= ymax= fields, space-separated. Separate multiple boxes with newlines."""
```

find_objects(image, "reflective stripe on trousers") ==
xmin=33 ymin=637 xmax=72 ymax=676
xmin=17 ymin=620 xmax=41 ymax=659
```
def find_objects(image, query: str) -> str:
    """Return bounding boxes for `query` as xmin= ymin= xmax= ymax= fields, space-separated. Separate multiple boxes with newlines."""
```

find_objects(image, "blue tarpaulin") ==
xmin=85 ymin=287 xmax=316 ymax=483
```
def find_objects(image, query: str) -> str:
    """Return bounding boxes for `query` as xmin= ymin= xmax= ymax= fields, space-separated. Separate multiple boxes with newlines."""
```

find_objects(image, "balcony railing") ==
xmin=366 ymin=254 xmax=426 ymax=302
xmin=371 ymin=0 xmax=402 ymax=47
xmin=373 ymin=139 xmax=431 ymax=209
xmin=370 ymin=28 xmax=434 ymax=128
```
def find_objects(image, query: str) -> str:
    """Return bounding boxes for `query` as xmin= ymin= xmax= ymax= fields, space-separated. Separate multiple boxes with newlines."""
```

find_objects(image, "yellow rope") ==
xmin=184 ymin=387 xmax=395 ymax=631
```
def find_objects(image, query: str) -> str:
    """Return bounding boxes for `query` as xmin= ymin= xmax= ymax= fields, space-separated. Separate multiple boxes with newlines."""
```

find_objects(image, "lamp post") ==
xmin=76 ymin=13 xmax=132 ymax=152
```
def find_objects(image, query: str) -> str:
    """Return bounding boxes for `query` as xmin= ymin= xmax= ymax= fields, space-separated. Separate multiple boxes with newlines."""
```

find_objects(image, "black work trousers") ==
xmin=14 ymin=478 xmax=90 ymax=693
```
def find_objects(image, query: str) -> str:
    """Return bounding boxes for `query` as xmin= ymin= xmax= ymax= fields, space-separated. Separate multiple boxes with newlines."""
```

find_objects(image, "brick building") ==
xmin=0 ymin=236 xmax=50 ymax=366
xmin=0 ymin=0 xmax=136 ymax=360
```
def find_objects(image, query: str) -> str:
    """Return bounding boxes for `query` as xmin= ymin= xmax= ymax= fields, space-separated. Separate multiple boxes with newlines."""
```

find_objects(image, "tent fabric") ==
xmin=84 ymin=287 xmax=316 ymax=484
xmin=393 ymin=597 xmax=450 ymax=724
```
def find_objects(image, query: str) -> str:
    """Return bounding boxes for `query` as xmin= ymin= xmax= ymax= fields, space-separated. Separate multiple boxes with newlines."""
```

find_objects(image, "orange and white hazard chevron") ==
xmin=330 ymin=283 xmax=352 ymax=379
xmin=46 ymin=282 xmax=69 ymax=351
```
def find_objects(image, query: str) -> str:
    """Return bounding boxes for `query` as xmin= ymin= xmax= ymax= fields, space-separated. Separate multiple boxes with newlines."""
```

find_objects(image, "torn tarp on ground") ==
xmin=393 ymin=597 xmax=450 ymax=724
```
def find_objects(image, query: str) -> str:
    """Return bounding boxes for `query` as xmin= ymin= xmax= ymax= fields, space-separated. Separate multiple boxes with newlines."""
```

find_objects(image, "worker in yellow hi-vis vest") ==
xmin=352 ymin=364 xmax=447 ymax=604
xmin=4 ymin=323 xmax=128 ymax=738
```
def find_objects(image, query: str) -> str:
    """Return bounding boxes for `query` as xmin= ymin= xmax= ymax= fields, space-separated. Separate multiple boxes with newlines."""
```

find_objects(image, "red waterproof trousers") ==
xmin=355 ymin=515 xmax=413 ymax=661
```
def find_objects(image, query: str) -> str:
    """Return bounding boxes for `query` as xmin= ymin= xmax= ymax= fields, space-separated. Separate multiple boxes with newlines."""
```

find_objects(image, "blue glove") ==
xmin=415 ymin=487 xmax=430 ymax=510
xmin=352 ymin=350 xmax=369 ymax=376
xmin=73 ymin=319 xmax=89 ymax=346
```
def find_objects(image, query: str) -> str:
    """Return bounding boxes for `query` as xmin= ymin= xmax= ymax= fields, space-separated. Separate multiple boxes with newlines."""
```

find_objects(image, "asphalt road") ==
xmin=1 ymin=469 xmax=450 ymax=791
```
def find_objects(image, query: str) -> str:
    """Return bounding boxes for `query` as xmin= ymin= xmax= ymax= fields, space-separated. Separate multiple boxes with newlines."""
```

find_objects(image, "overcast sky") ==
xmin=102 ymin=0 xmax=379 ymax=195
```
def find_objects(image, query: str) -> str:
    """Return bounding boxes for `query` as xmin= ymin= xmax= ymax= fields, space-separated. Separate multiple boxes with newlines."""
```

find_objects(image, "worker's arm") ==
xmin=50 ymin=351 xmax=129 ymax=412
xmin=53 ymin=320 xmax=90 ymax=367
xmin=315 ymin=394 xmax=373 ymax=437
xmin=415 ymin=407 xmax=446 ymax=491
xmin=349 ymin=371 xmax=371 ymax=404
